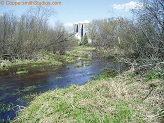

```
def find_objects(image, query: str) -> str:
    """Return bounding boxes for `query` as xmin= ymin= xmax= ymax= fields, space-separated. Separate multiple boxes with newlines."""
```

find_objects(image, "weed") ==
xmin=128 ymin=72 xmax=136 ymax=78
xmin=21 ymin=86 xmax=38 ymax=92
xmin=0 ymin=67 xmax=9 ymax=71
xmin=16 ymin=68 xmax=28 ymax=75
xmin=54 ymin=76 xmax=63 ymax=80
xmin=92 ymin=72 xmax=118 ymax=80
xmin=75 ymin=64 xmax=83 ymax=68
xmin=17 ymin=93 xmax=39 ymax=103
xmin=144 ymin=71 xmax=164 ymax=81
xmin=0 ymin=103 xmax=15 ymax=113
xmin=0 ymin=85 xmax=12 ymax=91
xmin=113 ymin=108 xmax=133 ymax=122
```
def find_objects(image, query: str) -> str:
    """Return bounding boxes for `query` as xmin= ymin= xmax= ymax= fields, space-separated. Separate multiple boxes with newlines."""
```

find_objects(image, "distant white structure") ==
xmin=73 ymin=20 xmax=91 ymax=44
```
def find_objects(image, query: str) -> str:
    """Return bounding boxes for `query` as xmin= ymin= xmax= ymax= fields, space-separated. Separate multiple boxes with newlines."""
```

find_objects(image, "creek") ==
xmin=0 ymin=52 xmax=123 ymax=122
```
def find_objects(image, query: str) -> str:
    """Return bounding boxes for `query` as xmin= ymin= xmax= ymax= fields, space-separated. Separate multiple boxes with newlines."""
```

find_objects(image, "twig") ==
xmin=142 ymin=87 xmax=154 ymax=101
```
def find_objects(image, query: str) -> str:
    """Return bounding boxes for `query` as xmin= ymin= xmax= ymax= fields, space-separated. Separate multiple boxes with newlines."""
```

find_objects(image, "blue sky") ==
xmin=0 ymin=0 xmax=141 ymax=26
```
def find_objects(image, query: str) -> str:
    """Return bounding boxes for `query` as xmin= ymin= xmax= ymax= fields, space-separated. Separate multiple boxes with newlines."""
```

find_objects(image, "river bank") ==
xmin=0 ymin=46 xmax=163 ymax=122
xmin=0 ymin=46 xmax=113 ymax=122
xmin=0 ymin=46 xmax=93 ymax=73
xmin=12 ymin=70 xmax=164 ymax=123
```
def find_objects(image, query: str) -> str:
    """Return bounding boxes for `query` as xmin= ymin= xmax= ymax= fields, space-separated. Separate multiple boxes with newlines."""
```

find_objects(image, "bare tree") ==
xmin=0 ymin=6 xmax=75 ymax=61
xmin=129 ymin=0 xmax=164 ymax=72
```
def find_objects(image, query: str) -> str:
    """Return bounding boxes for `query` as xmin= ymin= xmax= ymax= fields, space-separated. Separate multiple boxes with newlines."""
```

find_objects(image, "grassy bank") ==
xmin=12 ymin=70 xmax=164 ymax=123
xmin=0 ymin=46 xmax=93 ymax=72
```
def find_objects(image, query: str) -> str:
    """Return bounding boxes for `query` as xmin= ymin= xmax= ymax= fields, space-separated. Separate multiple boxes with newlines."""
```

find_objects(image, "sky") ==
xmin=0 ymin=0 xmax=142 ymax=26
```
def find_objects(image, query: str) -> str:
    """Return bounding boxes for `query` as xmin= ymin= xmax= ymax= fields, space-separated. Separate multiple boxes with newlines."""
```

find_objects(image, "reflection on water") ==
xmin=0 ymin=55 xmax=122 ymax=122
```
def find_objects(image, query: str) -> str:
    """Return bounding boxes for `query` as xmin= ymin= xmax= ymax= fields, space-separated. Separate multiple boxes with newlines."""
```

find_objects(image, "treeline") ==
xmin=88 ymin=0 xmax=164 ymax=73
xmin=0 ymin=6 xmax=76 ymax=61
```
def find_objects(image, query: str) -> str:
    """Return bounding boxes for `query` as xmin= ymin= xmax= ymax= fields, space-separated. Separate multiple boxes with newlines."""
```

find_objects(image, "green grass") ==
xmin=16 ymin=93 xmax=39 ymax=103
xmin=16 ymin=68 xmax=28 ymax=75
xmin=75 ymin=64 xmax=83 ymax=68
xmin=75 ymin=61 xmax=93 ymax=68
xmin=0 ymin=46 xmax=93 ymax=72
xmin=12 ymin=71 xmax=163 ymax=123
xmin=0 ymin=85 xmax=12 ymax=91
xmin=84 ymin=61 xmax=93 ymax=66
xmin=21 ymin=86 xmax=37 ymax=92
xmin=65 ymin=46 xmax=93 ymax=59
xmin=0 ymin=102 xmax=15 ymax=113
xmin=12 ymin=81 xmax=134 ymax=122
xmin=92 ymin=72 xmax=118 ymax=80
xmin=79 ymin=57 xmax=92 ymax=61
xmin=0 ymin=116 xmax=12 ymax=123
xmin=3 ymin=46 xmax=162 ymax=122
xmin=66 ymin=66 xmax=70 ymax=69
xmin=11 ymin=86 xmax=39 ymax=97
xmin=127 ymin=72 xmax=136 ymax=78
xmin=21 ymin=86 xmax=38 ymax=92
xmin=54 ymin=76 xmax=63 ymax=80
xmin=0 ymin=103 xmax=14 ymax=122
xmin=144 ymin=71 xmax=164 ymax=81
xmin=0 ymin=53 xmax=63 ymax=72
xmin=0 ymin=67 xmax=9 ymax=71
xmin=0 ymin=92 xmax=11 ymax=100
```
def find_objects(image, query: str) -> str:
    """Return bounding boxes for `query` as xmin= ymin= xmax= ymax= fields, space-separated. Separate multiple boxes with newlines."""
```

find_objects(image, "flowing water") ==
xmin=0 ymin=53 xmax=123 ymax=122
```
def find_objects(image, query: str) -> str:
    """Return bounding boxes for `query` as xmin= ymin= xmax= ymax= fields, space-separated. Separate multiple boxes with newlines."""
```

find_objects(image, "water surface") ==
xmin=0 ymin=55 xmax=122 ymax=122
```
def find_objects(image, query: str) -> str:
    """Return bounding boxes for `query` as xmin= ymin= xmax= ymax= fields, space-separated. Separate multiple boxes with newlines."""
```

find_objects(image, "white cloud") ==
xmin=0 ymin=13 xmax=3 ymax=17
xmin=113 ymin=1 xmax=143 ymax=11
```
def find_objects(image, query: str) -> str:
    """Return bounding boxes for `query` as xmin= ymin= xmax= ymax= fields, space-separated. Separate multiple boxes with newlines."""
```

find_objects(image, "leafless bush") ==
xmin=130 ymin=0 xmax=164 ymax=72
xmin=0 ymin=6 xmax=75 ymax=60
xmin=88 ymin=0 xmax=164 ymax=72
